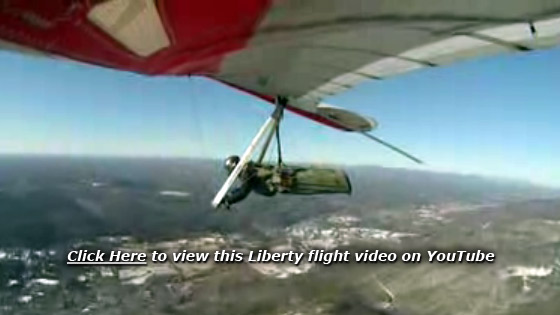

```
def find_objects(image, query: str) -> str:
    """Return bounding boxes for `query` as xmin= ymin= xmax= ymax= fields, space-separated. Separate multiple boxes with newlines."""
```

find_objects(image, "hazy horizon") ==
xmin=0 ymin=153 xmax=557 ymax=190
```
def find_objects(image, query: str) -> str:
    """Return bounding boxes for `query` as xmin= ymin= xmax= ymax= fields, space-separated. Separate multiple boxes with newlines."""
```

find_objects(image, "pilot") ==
xmin=221 ymin=156 xmax=278 ymax=208
xmin=220 ymin=155 xmax=352 ymax=209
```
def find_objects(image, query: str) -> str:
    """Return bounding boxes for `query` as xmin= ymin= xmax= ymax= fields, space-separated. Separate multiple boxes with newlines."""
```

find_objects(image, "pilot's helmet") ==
xmin=224 ymin=155 xmax=240 ymax=172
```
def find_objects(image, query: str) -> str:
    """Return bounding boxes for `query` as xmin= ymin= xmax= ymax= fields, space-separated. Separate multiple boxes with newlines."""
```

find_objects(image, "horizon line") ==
xmin=0 ymin=152 xmax=558 ymax=190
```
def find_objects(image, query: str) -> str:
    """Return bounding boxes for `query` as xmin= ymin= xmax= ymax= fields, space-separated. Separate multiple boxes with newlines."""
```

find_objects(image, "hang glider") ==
xmin=1 ymin=0 xmax=559 ymax=207
xmin=1 ymin=1 xmax=559 ymax=129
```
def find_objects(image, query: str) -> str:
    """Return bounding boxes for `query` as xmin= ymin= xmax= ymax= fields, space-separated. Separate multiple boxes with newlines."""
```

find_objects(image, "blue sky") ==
xmin=0 ymin=47 xmax=559 ymax=187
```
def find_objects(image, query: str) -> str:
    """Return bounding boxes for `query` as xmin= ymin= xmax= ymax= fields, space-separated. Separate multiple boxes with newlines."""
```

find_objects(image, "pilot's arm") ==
xmin=223 ymin=179 xmax=252 ymax=207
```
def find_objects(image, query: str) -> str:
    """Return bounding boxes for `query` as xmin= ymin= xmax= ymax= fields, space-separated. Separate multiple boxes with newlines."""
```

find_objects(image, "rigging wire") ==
xmin=275 ymin=118 xmax=283 ymax=167
xmin=186 ymin=76 xmax=215 ymax=193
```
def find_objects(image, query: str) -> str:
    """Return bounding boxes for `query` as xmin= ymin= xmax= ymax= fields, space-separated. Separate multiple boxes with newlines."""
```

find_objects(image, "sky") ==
xmin=0 ymin=47 xmax=559 ymax=187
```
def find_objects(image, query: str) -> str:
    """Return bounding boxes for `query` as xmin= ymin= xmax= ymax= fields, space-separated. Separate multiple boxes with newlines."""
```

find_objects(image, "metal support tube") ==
xmin=211 ymin=103 xmax=284 ymax=208
xmin=256 ymin=119 xmax=278 ymax=164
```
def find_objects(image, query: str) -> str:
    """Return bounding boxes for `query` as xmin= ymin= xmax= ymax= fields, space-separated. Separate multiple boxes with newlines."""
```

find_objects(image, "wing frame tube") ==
xmin=211 ymin=102 xmax=284 ymax=208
